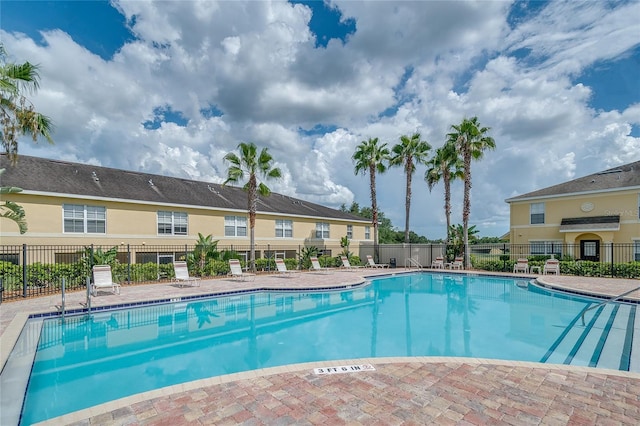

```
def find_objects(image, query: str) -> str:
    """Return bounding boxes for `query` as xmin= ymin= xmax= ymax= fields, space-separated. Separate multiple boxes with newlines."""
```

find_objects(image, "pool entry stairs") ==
xmin=541 ymin=302 xmax=638 ymax=372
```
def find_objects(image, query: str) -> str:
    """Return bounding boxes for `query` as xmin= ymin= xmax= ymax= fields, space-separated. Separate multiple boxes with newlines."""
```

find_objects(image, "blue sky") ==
xmin=2 ymin=0 xmax=639 ymax=238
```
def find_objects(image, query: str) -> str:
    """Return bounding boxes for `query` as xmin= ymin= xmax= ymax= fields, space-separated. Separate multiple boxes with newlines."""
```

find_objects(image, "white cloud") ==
xmin=3 ymin=0 xmax=639 ymax=239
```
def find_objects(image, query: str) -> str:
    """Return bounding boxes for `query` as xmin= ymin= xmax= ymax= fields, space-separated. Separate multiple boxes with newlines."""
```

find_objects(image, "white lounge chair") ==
xmin=91 ymin=265 xmax=121 ymax=296
xmin=431 ymin=257 xmax=445 ymax=269
xmin=513 ymin=258 xmax=529 ymax=273
xmin=366 ymin=255 xmax=388 ymax=268
xmin=275 ymin=258 xmax=299 ymax=276
xmin=310 ymin=256 xmax=333 ymax=274
xmin=449 ymin=257 xmax=464 ymax=270
xmin=228 ymin=259 xmax=256 ymax=281
xmin=543 ymin=259 xmax=560 ymax=275
xmin=172 ymin=261 xmax=201 ymax=287
xmin=340 ymin=256 xmax=365 ymax=270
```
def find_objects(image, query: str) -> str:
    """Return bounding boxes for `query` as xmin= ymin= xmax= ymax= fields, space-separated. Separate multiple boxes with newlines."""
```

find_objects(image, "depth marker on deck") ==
xmin=313 ymin=364 xmax=375 ymax=375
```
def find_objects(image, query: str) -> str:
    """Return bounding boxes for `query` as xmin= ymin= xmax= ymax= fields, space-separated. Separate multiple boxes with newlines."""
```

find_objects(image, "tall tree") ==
xmin=448 ymin=117 xmax=495 ymax=268
xmin=425 ymin=138 xmax=463 ymax=244
xmin=1 ymin=44 xmax=53 ymax=163
xmin=390 ymin=133 xmax=431 ymax=243
xmin=352 ymin=137 xmax=390 ymax=250
xmin=1 ymin=45 xmax=54 ymax=234
xmin=224 ymin=142 xmax=282 ymax=271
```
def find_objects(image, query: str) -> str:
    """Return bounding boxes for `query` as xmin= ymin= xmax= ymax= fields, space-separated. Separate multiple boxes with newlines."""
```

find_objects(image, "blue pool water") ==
xmin=17 ymin=272 xmax=635 ymax=424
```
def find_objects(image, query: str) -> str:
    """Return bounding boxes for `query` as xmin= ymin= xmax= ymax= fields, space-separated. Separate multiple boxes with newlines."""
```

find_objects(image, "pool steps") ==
xmin=542 ymin=303 xmax=637 ymax=372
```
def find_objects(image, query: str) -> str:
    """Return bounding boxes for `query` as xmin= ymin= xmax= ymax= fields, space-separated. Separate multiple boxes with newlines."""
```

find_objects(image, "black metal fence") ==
xmin=1 ymin=242 xmax=638 ymax=302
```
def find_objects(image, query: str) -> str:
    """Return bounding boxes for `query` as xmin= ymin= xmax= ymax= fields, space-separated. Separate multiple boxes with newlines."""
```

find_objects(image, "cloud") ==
xmin=3 ymin=0 xmax=639 ymax=239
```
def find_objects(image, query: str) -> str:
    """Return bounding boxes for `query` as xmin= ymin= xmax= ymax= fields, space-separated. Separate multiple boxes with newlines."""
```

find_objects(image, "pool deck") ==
xmin=2 ymin=268 xmax=639 ymax=425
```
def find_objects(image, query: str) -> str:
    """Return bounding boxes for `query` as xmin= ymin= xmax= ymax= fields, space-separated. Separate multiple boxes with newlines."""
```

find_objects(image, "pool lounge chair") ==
xmin=171 ymin=261 xmax=201 ymax=287
xmin=91 ymin=265 xmax=121 ymax=296
xmin=228 ymin=259 xmax=256 ymax=281
xmin=366 ymin=255 xmax=388 ymax=268
xmin=513 ymin=258 xmax=529 ymax=273
xmin=543 ymin=259 xmax=560 ymax=275
xmin=340 ymin=256 xmax=365 ymax=270
xmin=431 ymin=257 xmax=445 ymax=269
xmin=275 ymin=258 xmax=300 ymax=276
xmin=310 ymin=256 xmax=333 ymax=274
xmin=449 ymin=257 xmax=464 ymax=270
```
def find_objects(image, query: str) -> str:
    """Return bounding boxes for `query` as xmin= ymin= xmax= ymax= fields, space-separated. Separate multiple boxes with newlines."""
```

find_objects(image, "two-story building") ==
xmin=0 ymin=154 xmax=371 ymax=264
xmin=506 ymin=160 xmax=640 ymax=262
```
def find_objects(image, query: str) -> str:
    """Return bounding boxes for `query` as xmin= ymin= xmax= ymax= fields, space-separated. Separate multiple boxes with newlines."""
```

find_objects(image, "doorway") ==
xmin=580 ymin=240 xmax=600 ymax=262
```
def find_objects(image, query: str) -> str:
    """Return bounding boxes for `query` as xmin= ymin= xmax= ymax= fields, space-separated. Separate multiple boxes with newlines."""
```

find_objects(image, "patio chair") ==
xmin=91 ymin=265 xmax=121 ymax=296
xmin=513 ymin=258 xmax=529 ymax=273
xmin=449 ymin=257 xmax=464 ymax=270
xmin=228 ymin=259 xmax=256 ymax=281
xmin=340 ymin=256 xmax=365 ymax=270
xmin=275 ymin=258 xmax=300 ymax=276
xmin=171 ymin=261 xmax=201 ymax=287
xmin=543 ymin=259 xmax=560 ymax=275
xmin=310 ymin=256 xmax=333 ymax=274
xmin=366 ymin=255 xmax=388 ymax=268
xmin=431 ymin=257 xmax=445 ymax=269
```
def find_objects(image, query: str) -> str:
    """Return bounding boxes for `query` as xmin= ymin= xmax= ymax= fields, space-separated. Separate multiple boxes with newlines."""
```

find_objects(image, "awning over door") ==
xmin=559 ymin=215 xmax=620 ymax=232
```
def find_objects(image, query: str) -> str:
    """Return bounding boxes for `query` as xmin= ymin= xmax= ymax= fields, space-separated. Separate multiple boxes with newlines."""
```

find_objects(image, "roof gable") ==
xmin=0 ymin=154 xmax=367 ymax=222
xmin=506 ymin=160 xmax=640 ymax=202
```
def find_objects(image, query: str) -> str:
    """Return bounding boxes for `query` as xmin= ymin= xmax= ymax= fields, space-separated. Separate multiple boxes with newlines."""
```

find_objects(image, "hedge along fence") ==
xmin=470 ymin=256 xmax=640 ymax=278
xmin=0 ymin=254 xmax=349 ymax=302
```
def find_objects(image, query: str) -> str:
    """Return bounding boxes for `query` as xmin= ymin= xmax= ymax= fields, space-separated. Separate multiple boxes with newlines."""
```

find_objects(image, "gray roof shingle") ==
xmin=506 ymin=160 xmax=640 ymax=202
xmin=0 ymin=154 xmax=367 ymax=222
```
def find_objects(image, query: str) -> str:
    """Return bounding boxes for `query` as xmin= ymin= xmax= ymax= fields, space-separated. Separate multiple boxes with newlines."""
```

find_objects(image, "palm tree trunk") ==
xmin=404 ymin=168 xmax=412 ymax=243
xmin=369 ymin=164 xmax=379 ymax=259
xmin=248 ymin=176 xmax=257 ymax=272
xmin=462 ymin=151 xmax=471 ymax=268
xmin=444 ymin=172 xmax=452 ymax=243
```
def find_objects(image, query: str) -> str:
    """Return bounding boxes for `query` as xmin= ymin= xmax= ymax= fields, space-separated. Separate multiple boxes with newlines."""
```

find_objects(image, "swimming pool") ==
xmin=8 ymin=272 xmax=638 ymax=424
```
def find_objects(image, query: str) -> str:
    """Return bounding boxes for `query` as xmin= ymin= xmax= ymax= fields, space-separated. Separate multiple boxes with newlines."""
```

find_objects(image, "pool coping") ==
xmin=3 ymin=269 xmax=640 ymax=425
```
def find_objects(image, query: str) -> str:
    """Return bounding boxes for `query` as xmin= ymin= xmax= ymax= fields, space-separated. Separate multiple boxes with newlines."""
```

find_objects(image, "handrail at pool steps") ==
xmin=405 ymin=258 xmax=423 ymax=269
xmin=581 ymin=284 xmax=640 ymax=325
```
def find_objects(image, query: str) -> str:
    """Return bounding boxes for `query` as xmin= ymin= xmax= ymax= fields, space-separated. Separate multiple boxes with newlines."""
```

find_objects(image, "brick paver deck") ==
xmin=2 ymin=269 xmax=639 ymax=425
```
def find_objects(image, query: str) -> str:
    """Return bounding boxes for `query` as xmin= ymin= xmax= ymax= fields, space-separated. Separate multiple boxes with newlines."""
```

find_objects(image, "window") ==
xmin=316 ymin=222 xmax=330 ymax=239
xmin=530 ymin=202 xmax=545 ymax=224
xmin=530 ymin=241 xmax=562 ymax=257
xmin=634 ymin=241 xmax=640 ymax=262
xmin=275 ymin=219 xmax=293 ymax=238
xmin=347 ymin=225 xmax=353 ymax=239
xmin=63 ymin=204 xmax=106 ymax=233
xmin=225 ymin=216 xmax=247 ymax=237
xmin=157 ymin=211 xmax=188 ymax=235
xmin=365 ymin=226 xmax=371 ymax=240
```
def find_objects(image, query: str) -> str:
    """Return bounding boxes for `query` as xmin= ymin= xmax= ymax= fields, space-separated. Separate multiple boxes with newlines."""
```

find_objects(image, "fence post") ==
xmin=610 ymin=242 xmax=615 ymax=277
xmin=22 ymin=243 xmax=27 ymax=298
xmin=127 ymin=244 xmax=132 ymax=283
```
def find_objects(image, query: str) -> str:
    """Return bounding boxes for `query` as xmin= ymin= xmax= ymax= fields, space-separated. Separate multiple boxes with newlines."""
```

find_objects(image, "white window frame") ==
xmin=530 ymin=240 xmax=563 ymax=257
xmin=275 ymin=219 xmax=293 ymax=238
xmin=365 ymin=226 xmax=371 ymax=240
xmin=225 ymin=215 xmax=247 ymax=237
xmin=530 ymin=202 xmax=545 ymax=224
xmin=316 ymin=222 xmax=330 ymax=239
xmin=346 ymin=225 xmax=353 ymax=239
xmin=63 ymin=204 xmax=106 ymax=234
xmin=157 ymin=211 xmax=188 ymax=236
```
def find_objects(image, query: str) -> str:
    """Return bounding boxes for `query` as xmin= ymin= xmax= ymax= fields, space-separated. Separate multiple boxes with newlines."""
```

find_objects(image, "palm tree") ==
xmin=1 ymin=44 xmax=53 ymax=163
xmin=425 ymin=138 xmax=463 ymax=244
xmin=390 ymin=133 xmax=431 ymax=243
xmin=1 ymin=45 xmax=53 ymax=234
xmin=0 ymin=174 xmax=26 ymax=233
xmin=352 ymin=137 xmax=390 ymax=251
xmin=224 ymin=142 xmax=282 ymax=271
xmin=448 ymin=117 xmax=495 ymax=268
